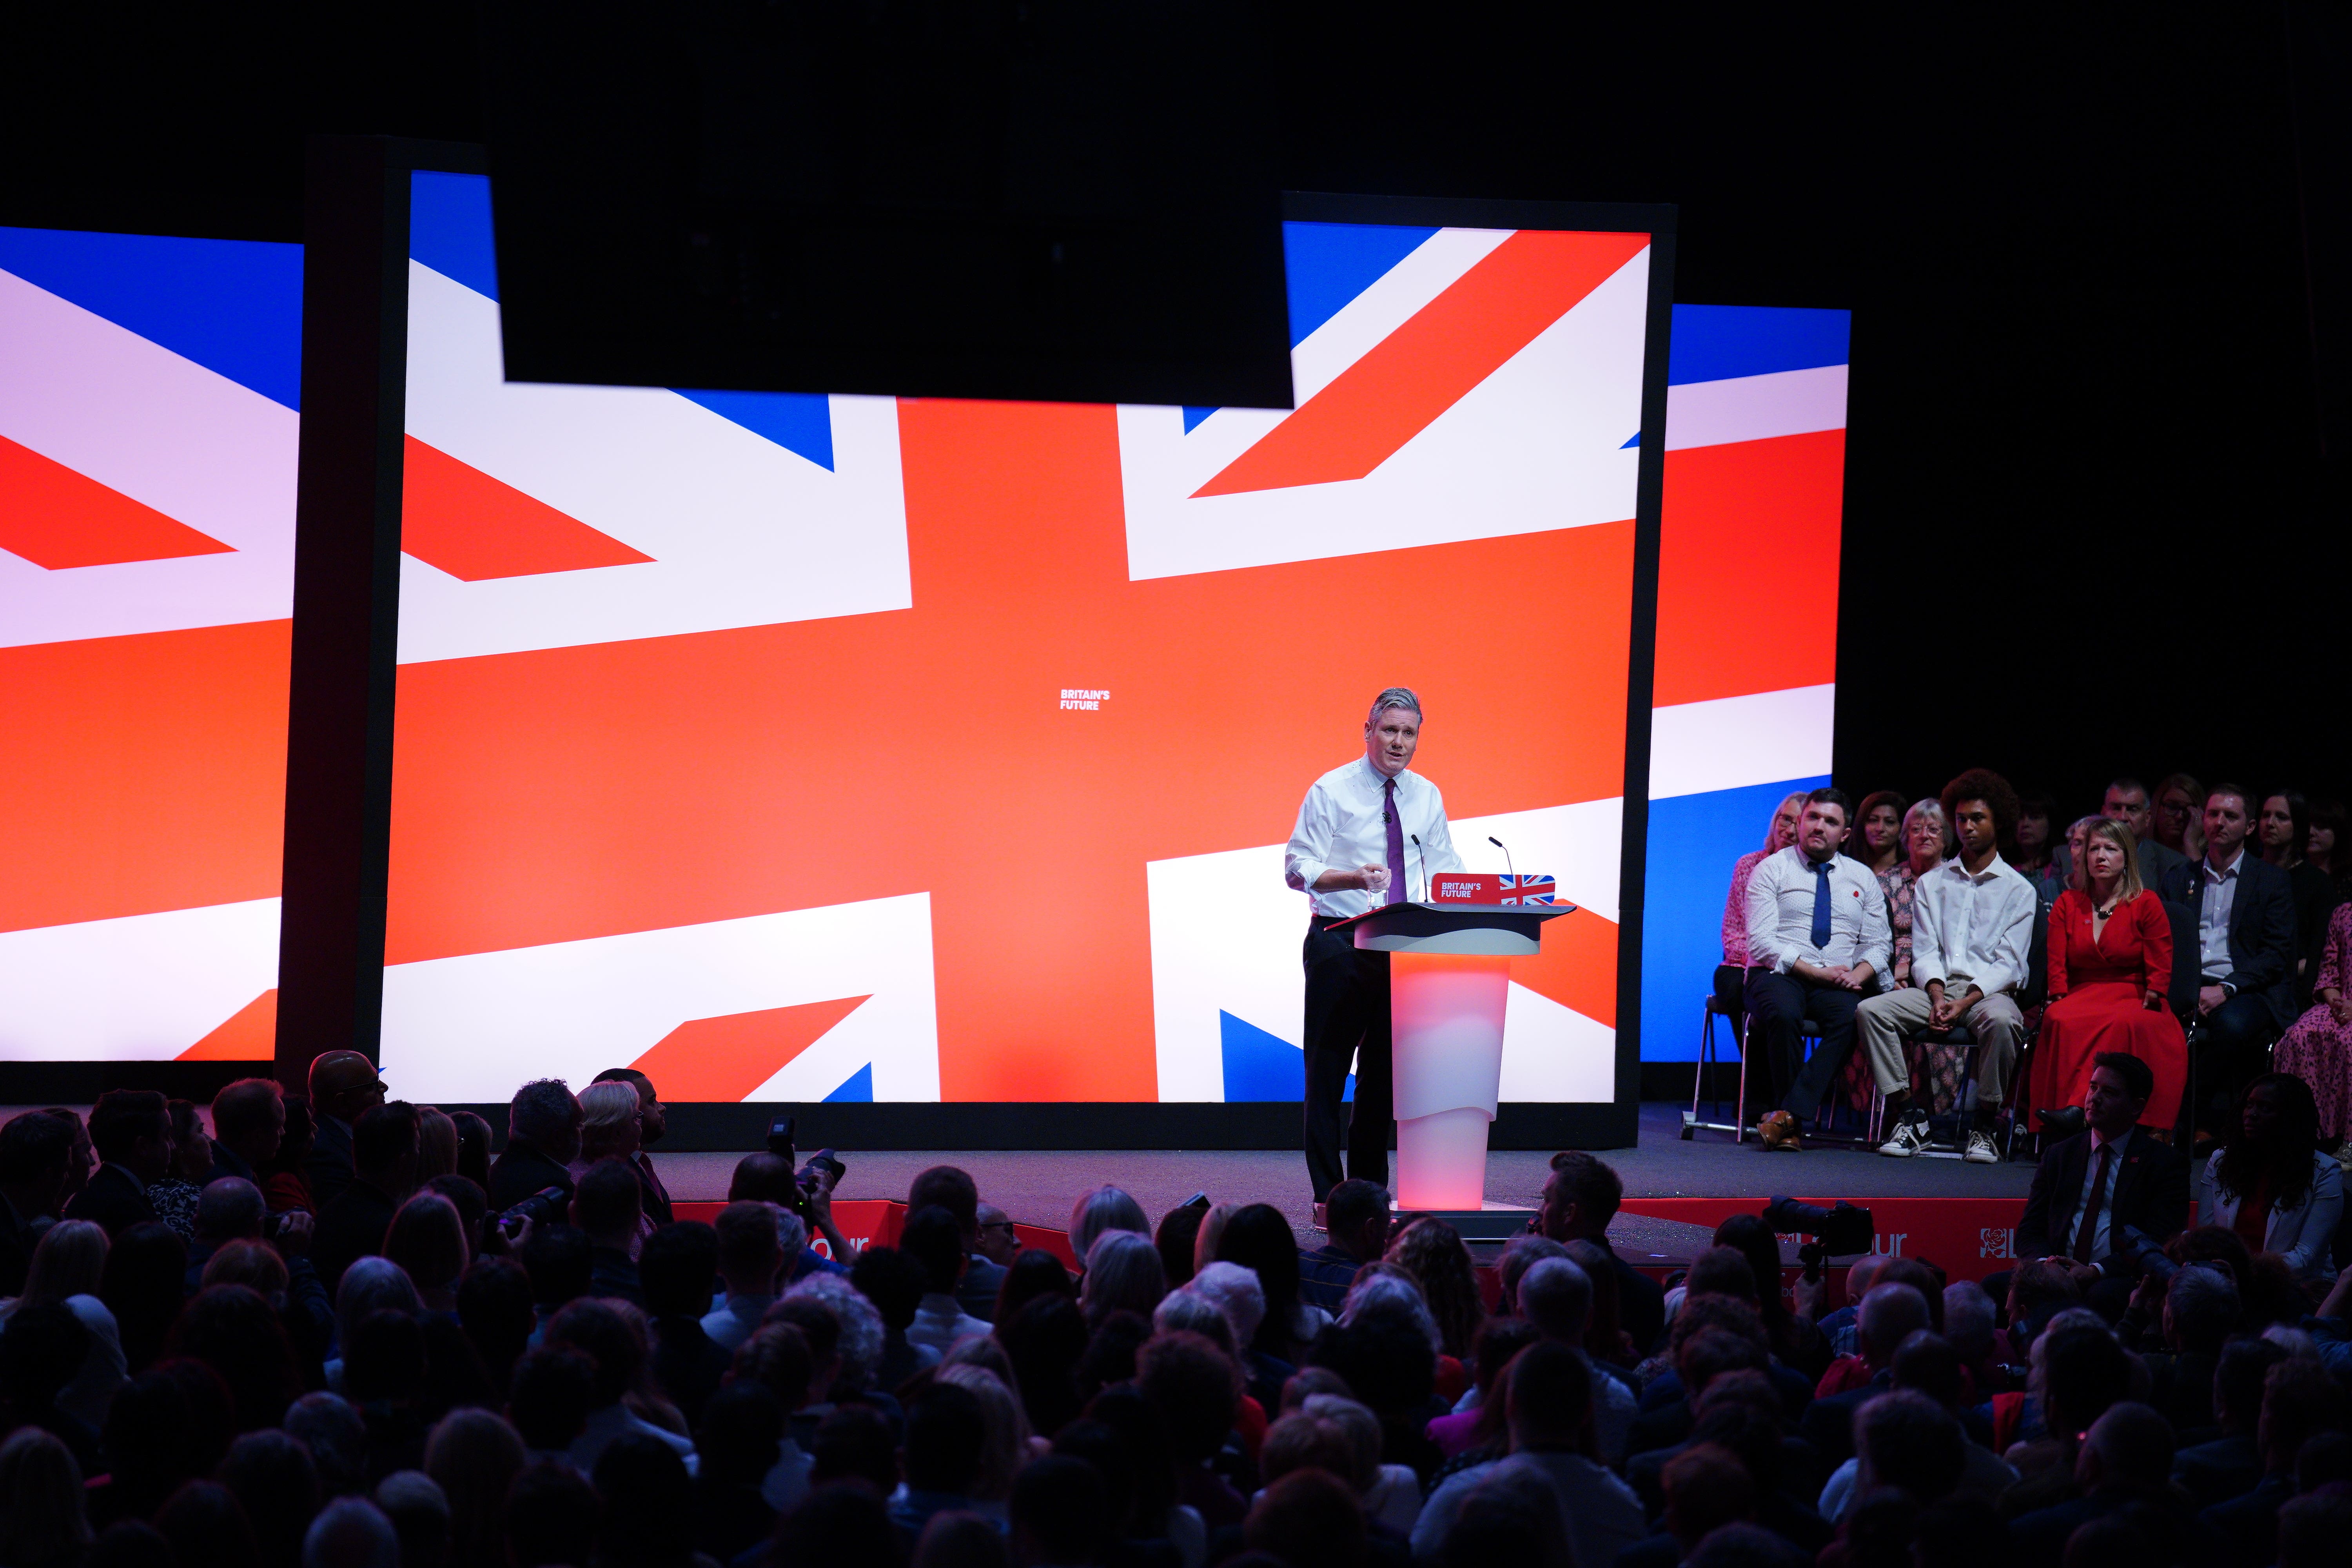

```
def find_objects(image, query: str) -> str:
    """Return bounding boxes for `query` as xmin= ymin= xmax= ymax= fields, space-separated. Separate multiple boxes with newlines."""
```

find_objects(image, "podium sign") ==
xmin=1330 ymin=899 xmax=1576 ymax=1218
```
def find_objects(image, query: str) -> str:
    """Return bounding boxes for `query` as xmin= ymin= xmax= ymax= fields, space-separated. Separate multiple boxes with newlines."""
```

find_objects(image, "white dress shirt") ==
xmin=2198 ymin=850 xmax=2243 ymax=980
xmin=1912 ymin=853 xmax=2037 ymax=997
xmin=1743 ymin=847 xmax=1892 ymax=977
xmin=1285 ymin=758 xmax=1463 ymax=918
xmin=906 ymin=1292 xmax=990 ymax=1356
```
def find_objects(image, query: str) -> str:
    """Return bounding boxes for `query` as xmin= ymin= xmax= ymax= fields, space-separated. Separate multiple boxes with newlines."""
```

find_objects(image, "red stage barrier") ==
xmin=1621 ymin=1194 xmax=2031 ymax=1283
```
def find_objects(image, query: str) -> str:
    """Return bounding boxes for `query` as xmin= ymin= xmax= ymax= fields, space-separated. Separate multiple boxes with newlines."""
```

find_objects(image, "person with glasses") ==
xmin=2153 ymin=773 xmax=2207 ymax=862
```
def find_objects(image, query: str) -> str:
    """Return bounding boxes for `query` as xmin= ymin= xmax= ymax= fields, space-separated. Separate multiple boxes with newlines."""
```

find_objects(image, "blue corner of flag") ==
xmin=1219 ymin=1011 xmax=1350 ymax=1103
xmin=1281 ymin=221 xmax=1440 ymax=349
xmin=1620 ymin=432 xmax=1640 ymax=448
xmin=409 ymin=171 xmax=501 ymax=302
xmin=821 ymin=1063 xmax=874 ymax=1103
xmin=674 ymin=388 xmax=835 ymax=472
xmin=1182 ymin=406 xmax=1218 ymax=434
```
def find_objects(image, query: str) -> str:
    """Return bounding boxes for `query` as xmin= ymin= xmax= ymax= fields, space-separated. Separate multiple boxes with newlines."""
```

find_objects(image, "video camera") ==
xmin=1761 ymin=1196 xmax=1876 ymax=1282
xmin=498 ymin=1184 xmax=570 ymax=1241
xmin=766 ymin=1116 xmax=845 ymax=1221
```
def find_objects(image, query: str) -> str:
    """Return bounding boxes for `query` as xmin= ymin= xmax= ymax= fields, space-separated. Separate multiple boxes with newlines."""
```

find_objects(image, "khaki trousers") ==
xmin=1855 ymin=985 xmax=2022 ymax=1112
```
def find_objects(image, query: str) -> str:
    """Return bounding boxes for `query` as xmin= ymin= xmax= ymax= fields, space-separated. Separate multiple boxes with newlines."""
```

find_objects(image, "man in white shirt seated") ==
xmin=1742 ymin=789 xmax=1893 ymax=1149
xmin=901 ymin=1204 xmax=990 ymax=1355
xmin=702 ymin=1200 xmax=798 ymax=1354
xmin=1858 ymin=769 xmax=2038 ymax=1163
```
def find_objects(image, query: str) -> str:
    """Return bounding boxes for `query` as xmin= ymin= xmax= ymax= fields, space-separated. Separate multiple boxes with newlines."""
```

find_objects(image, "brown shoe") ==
xmin=1757 ymin=1110 xmax=1803 ymax=1151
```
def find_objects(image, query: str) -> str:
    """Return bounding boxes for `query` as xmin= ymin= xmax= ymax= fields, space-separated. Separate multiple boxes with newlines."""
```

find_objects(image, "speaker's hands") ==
xmin=1358 ymin=864 xmax=1391 ymax=894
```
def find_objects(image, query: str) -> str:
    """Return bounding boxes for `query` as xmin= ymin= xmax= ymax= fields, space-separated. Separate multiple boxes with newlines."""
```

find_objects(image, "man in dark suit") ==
xmin=0 ymin=1110 xmax=78 ymax=1294
xmin=63 ymin=1090 xmax=174 ymax=1237
xmin=489 ymin=1080 xmax=584 ymax=1212
xmin=2016 ymin=1053 xmax=2190 ymax=1316
xmin=2160 ymin=784 xmax=2301 ymax=1133
xmin=312 ymin=1102 xmax=420 ymax=1295
xmin=1535 ymin=1151 xmax=1668 ymax=1357
xmin=590 ymin=1067 xmax=673 ymax=1228
xmin=205 ymin=1077 xmax=285 ymax=1188
xmin=305 ymin=1051 xmax=387 ymax=1212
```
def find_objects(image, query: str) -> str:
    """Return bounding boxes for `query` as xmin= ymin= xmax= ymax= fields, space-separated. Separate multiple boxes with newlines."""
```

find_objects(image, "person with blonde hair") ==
xmin=385 ymin=1192 xmax=472 ymax=1311
xmin=2028 ymin=814 xmax=2188 ymax=1131
xmin=1722 ymin=790 xmax=1812 ymax=967
xmin=0 ymin=1219 xmax=125 ymax=1429
xmin=570 ymin=1084 xmax=654 ymax=1248
xmin=415 ymin=1108 xmax=460 ymax=1184
xmin=1067 ymin=1185 xmax=1149 ymax=1267
xmin=1078 ymin=1230 xmax=1166 ymax=1328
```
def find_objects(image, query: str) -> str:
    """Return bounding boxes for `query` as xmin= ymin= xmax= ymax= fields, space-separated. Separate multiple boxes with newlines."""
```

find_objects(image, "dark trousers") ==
xmin=1742 ymin=967 xmax=1863 ymax=1120
xmin=1302 ymin=917 xmax=1394 ymax=1202
xmin=2187 ymin=990 xmax=2281 ymax=1134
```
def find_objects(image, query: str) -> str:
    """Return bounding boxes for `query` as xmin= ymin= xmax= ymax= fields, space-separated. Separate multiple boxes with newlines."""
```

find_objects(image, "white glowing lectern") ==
xmin=1330 ymin=899 xmax=1575 ymax=1219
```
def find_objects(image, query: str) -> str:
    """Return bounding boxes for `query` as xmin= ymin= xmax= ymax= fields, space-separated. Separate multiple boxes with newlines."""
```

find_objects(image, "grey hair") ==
xmin=286 ymin=1393 xmax=368 ymax=1498
xmin=336 ymin=1255 xmax=424 ymax=1352
xmin=1367 ymin=687 xmax=1424 ymax=725
xmin=1081 ymin=1230 xmax=1168 ymax=1323
xmin=1187 ymin=1261 xmax=1267 ymax=1348
xmin=1517 ymin=1256 xmax=1593 ymax=1342
xmin=372 ymin=1471 xmax=451 ymax=1568
xmin=1153 ymin=1289 xmax=1237 ymax=1354
xmin=1941 ymin=1281 xmax=1998 ymax=1367
xmin=787 ymin=1272 xmax=885 ymax=1395
xmin=2164 ymin=1263 xmax=2240 ymax=1349
xmin=196 ymin=1176 xmax=267 ymax=1244
xmin=507 ymin=1079 xmax=580 ymax=1148
xmin=303 ymin=1498 xmax=401 ymax=1568
xmin=1858 ymin=1282 xmax=1932 ymax=1361
xmin=1902 ymin=799 xmax=1954 ymax=858
xmin=1069 ymin=1185 xmax=1151 ymax=1263
xmin=1341 ymin=1268 xmax=1443 ymax=1352
xmin=772 ymin=1207 xmax=810 ymax=1260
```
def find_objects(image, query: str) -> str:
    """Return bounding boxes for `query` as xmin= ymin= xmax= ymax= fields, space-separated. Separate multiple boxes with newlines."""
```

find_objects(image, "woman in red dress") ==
xmin=2030 ymin=817 xmax=2188 ymax=1131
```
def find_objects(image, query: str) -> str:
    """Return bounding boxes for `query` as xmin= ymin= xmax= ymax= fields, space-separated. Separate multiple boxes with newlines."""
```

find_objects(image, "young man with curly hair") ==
xmin=1857 ymin=768 xmax=2038 ymax=1163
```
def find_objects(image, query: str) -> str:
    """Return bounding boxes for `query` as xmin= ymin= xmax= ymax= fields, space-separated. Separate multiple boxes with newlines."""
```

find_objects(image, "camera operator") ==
xmin=2012 ymin=1053 xmax=2190 ymax=1318
xmin=729 ymin=1147 xmax=852 ymax=1278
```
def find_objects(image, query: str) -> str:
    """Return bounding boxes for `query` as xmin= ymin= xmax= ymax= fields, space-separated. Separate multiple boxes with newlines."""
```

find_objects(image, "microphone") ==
xmin=1489 ymin=835 xmax=1515 ymax=885
xmin=1410 ymin=835 xmax=1424 ymax=902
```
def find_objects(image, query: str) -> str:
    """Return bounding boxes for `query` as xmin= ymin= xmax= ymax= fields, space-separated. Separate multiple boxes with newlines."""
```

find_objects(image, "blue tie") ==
xmin=1809 ymin=860 xmax=1834 ymax=951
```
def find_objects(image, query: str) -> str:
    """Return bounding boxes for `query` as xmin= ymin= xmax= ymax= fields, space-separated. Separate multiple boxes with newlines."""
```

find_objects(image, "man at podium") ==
xmin=1284 ymin=688 xmax=1463 ymax=1205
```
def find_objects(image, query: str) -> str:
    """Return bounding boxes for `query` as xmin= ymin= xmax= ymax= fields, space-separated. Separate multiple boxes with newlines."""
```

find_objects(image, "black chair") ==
xmin=1682 ymin=964 xmax=1750 ymax=1139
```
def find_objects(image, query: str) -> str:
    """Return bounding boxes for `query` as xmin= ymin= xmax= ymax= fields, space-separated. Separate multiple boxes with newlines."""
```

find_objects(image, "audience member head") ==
xmin=1518 ymin=1255 xmax=1594 ymax=1345
xmin=1154 ymin=1203 xmax=1206 ymax=1289
xmin=590 ymin=1432 xmax=693 ymax=1568
xmin=1321 ymin=1178 xmax=1390 ymax=1263
xmin=2277 ymin=1486 xmax=2352 ymax=1568
xmin=2219 ymin=1073 xmax=2323 ymax=1211
xmin=1853 ymin=1388 xmax=1965 ymax=1505
xmin=191 ymin=1174 xmax=266 ymax=1247
xmin=569 ymin=1157 xmax=642 ymax=1249
xmin=2085 ymin=1053 xmax=2154 ymax=1136
xmin=1244 ymin=1468 xmax=1366 ymax=1568
xmin=1192 ymin=1202 xmax=1241 ymax=1277
xmin=263 ymin=1100 xmax=314 ymax=1185
xmin=572 ymin=1082 xmax=641 ymax=1165
xmin=0 ymin=1109 xmax=76 ymax=1226
xmin=1850 ymin=790 xmax=1906 ymax=869
xmin=1685 ymin=1245 xmax=1760 ymax=1305
xmin=973 ymin=1203 xmax=1018 ymax=1268
xmin=372 ymin=1472 xmax=450 ymax=1568
xmin=505 ymin=1345 xmax=597 ymax=1452
xmin=1537 ymin=1151 xmax=1622 ymax=1245
xmin=385 ymin=1193 xmax=469 ymax=1299
xmin=772 ymin=1485 xmax=900 ymax=1568
xmin=733 ymin=1322 xmax=815 ymax=1414
xmin=1662 ymin=1442 xmax=1757 ymax=1551
xmin=545 ymin=1297 xmax=650 ymax=1410
xmin=916 ymin=1513 xmax=1010 ymax=1568
xmin=902 ymin=1378 xmax=989 ymax=1497
xmin=2065 ymin=1399 xmax=2174 ymax=1506
xmin=1857 ymin=1281 xmax=1933 ymax=1369
xmin=808 ymin=1402 xmax=900 ymax=1493
xmin=2161 ymin=1262 xmax=2240 ymax=1354
xmin=2076 ymin=815 xmax=2144 ymax=900
xmin=725 ymin=1152 xmax=794 ymax=1206
xmin=1941 ymin=1281 xmax=1997 ymax=1371
xmin=352 ymin=1102 xmax=421 ymax=1196
xmin=515 ymin=1221 xmax=592 ymax=1314
xmin=217 ymin=1429 xmax=321 ymax=1568
xmin=1137 ymin=1329 xmax=1241 ymax=1465
xmin=1711 ymin=1213 xmax=1796 ymax=1328
xmin=336 ymin=1254 xmax=424 ymax=1355
xmin=2034 ymin=1321 xmax=2139 ymax=1440
xmin=1496 ymin=1234 xmax=1569 ymax=1314
xmin=90 ymin=1089 xmax=175 ymax=1184
xmin=1258 ymin=1407 xmax=1362 ymax=1490
xmin=201 ymin=1240 xmax=289 ymax=1302
xmin=209 ymin=1079 xmax=287 ymax=1172
xmin=787 ymin=1272 xmax=888 ymax=1398
xmin=993 ymin=1247 xmax=1074 ymax=1324
xmin=19 ymin=1217 xmax=107 ymax=1307
xmin=1010 ymin=1452 xmax=1107 ymax=1567
xmin=414 ymin=1108 xmax=459 ymax=1183
xmin=2014 ymin=790 xmax=2056 ymax=867
xmin=0 ymin=1427 xmax=89 ymax=1568
xmin=499 ymin=1461 xmax=595 ymax=1568
xmin=935 ymin=1361 xmax=1031 ymax=1501
xmin=1504 ymin=1338 xmax=1595 ymax=1457
xmin=996 ymin=1292 xmax=1089 ymax=1437
xmin=342 ymin=1308 xmax=426 ymax=1406
xmin=907 ymin=1165 xmax=983 ymax=1248
xmin=1676 ymin=1328 xmax=1771 ymax=1408
xmin=1904 ymin=799 xmax=1953 ymax=867
xmin=849 ymin=1243 xmax=928 ymax=1339
xmin=1187 ymin=1261 xmax=1269 ymax=1357
xmin=2213 ymin=1337 xmax=2290 ymax=1435
xmin=1082 ymin=1230 xmax=1168 ymax=1327
xmin=694 ymin=1380 xmax=783 ymax=1488
xmin=1762 ymin=790 xmax=1808 ymax=853
xmin=505 ymin=1081 xmax=581 ymax=1164
xmin=1214 ymin=1204 xmax=1305 ymax=1351
xmin=588 ymin=1068 xmax=664 ymax=1147
xmin=901 ymin=1203 xmax=971 ymax=1299
xmin=2258 ymin=1358 xmax=2349 ymax=1472
xmin=1069 ymin=1185 xmax=1151 ymax=1264
xmin=285 ymin=1393 xmax=368 ymax=1500
xmin=637 ymin=1221 xmax=719 ymax=1321
xmin=307 ymin=1051 xmax=389 ymax=1130
xmin=168 ymin=1283 xmax=300 ymax=1430
xmin=302 ymin=1498 xmax=399 ymax=1568
xmin=1152 ymin=1287 xmax=1238 ymax=1356
xmin=1939 ymin=768 xmax=2018 ymax=865
xmin=1795 ymin=788 xmax=1852 ymax=864
xmin=155 ymin=1480 xmax=260 ymax=1568
xmin=2153 ymin=773 xmax=2205 ymax=853
xmin=713 ymin=1200 xmax=786 ymax=1299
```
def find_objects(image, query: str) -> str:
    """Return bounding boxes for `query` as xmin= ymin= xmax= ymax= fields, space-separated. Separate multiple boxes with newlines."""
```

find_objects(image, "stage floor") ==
xmin=651 ymin=1100 xmax=2036 ymax=1257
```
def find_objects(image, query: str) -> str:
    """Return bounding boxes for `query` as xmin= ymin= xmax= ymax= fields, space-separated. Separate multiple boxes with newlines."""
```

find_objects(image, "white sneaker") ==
xmin=1878 ymin=1113 xmax=1932 ymax=1158
xmin=1964 ymin=1130 xmax=2000 ymax=1164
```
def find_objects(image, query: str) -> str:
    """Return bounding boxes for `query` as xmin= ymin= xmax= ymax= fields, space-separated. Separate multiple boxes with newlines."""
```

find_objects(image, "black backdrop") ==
xmin=9 ymin=4 xmax=2349 ymax=813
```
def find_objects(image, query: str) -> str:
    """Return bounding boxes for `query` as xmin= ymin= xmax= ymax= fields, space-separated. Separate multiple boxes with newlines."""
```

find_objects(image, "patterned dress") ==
xmin=1721 ymin=849 xmax=1772 ymax=965
xmin=2276 ymin=904 xmax=2352 ymax=1139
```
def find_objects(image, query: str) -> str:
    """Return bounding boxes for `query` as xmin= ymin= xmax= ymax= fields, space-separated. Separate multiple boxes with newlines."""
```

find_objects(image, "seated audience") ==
xmin=64 ymin=1092 xmax=173 ymax=1238
xmin=904 ymin=1205 xmax=992 ymax=1354
xmin=1298 ymin=1178 xmax=1389 ymax=1313
xmin=566 ymin=1084 xmax=654 ymax=1249
xmin=893 ymin=1378 xmax=992 ymax=1536
xmin=2100 ymin=777 xmax=2192 ymax=894
xmin=486 ymin=1082 xmax=581 ymax=1213
xmin=639 ymin=1222 xmax=730 ymax=1424
xmin=570 ymin=1159 xmax=647 ymax=1307
xmin=1743 ymin=789 xmax=1893 ymax=1148
xmin=2272 ymin=901 xmax=2352 ymax=1140
xmin=0 ymin=1111 xmax=78 ymax=1297
xmin=414 ymin=1107 xmax=459 ymax=1186
xmin=382 ymin=1193 xmax=467 ymax=1314
xmin=2011 ymin=790 xmax=2056 ymax=882
xmin=146 ymin=1102 xmax=212 ymax=1243
xmin=1533 ymin=1151 xmax=1666 ymax=1356
xmin=1880 ymin=798 xmax=1951 ymax=988
xmin=1847 ymin=790 xmax=1905 ymax=878
xmin=2014 ymin=1053 xmax=2190 ymax=1312
xmin=1813 ymin=1335 xmax=2015 ymax=1520
xmin=543 ymin=1297 xmax=694 ymax=1473
xmin=1519 ymin=1256 xmax=1639 ymax=1463
xmin=303 ymin=1052 xmax=387 ymax=1214
xmin=909 ymin=1166 xmax=1007 ymax=1321
xmin=1215 ymin=1204 xmax=1324 ymax=1362
xmin=258 ymin=1098 xmax=318 ymax=1216
xmin=206 ymin=1079 xmax=286 ymax=1190
xmin=588 ymin=1067 xmax=673 ymax=1227
xmin=2154 ymin=773 xmax=2207 ymax=861
xmin=1080 ymin=1232 xmax=1168 ymax=1330
xmin=2028 ymin=815 xmax=2191 ymax=1134
xmin=2195 ymin=1073 xmax=2343 ymax=1281
xmin=1385 ymin=1216 xmax=1485 ymax=1363
xmin=1723 ymin=791 xmax=1810 ymax=968
xmin=702 ymin=1201 xmax=787 ymax=1354
xmin=312 ymin=1104 xmax=421 ymax=1298
xmin=1857 ymin=769 xmax=2036 ymax=1163
xmin=726 ymin=1154 xmax=848 ymax=1279
xmin=1798 ymin=1283 xmax=1932 ymax=1466
xmin=2172 ymin=1337 xmax=2288 ymax=1508
xmin=2161 ymin=784 xmax=2302 ymax=1133
xmin=2258 ymin=789 xmax=2338 ymax=1005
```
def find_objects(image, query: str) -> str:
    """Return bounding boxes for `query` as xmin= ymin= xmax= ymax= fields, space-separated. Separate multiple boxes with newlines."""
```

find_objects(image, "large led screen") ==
xmin=381 ymin=174 xmax=1655 ymax=1104
xmin=0 ymin=228 xmax=301 ymax=1062
xmin=1639 ymin=305 xmax=1849 ymax=1064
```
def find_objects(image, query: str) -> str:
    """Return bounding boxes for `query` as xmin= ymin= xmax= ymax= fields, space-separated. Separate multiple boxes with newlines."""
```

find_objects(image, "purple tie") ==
xmin=1383 ymin=777 xmax=1408 ymax=904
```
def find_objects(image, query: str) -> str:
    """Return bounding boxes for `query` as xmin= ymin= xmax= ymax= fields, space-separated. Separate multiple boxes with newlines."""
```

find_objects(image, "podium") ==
xmin=1329 ymin=899 xmax=1574 ymax=1238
